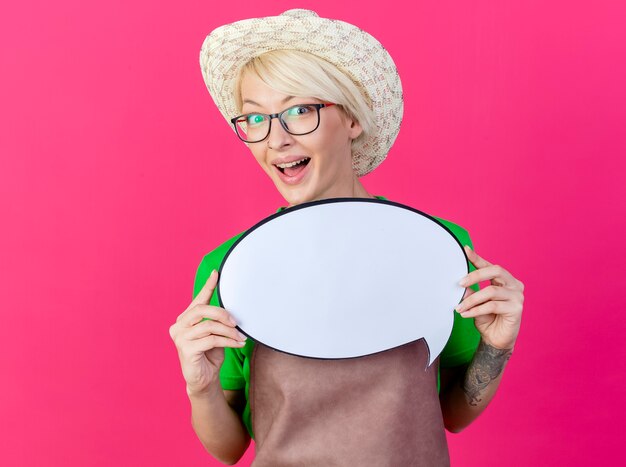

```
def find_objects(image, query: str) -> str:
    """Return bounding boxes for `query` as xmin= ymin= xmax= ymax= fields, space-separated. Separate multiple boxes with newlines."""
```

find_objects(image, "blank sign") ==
xmin=217 ymin=198 xmax=468 ymax=365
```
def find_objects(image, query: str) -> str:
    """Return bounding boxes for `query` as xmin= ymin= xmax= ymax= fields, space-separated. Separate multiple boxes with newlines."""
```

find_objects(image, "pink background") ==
xmin=1 ymin=1 xmax=624 ymax=465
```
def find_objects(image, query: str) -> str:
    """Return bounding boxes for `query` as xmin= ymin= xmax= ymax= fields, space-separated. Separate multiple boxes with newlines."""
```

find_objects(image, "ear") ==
xmin=347 ymin=117 xmax=363 ymax=140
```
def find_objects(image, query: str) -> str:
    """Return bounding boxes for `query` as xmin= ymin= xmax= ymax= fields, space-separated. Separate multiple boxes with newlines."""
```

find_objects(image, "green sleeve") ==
xmin=435 ymin=219 xmax=482 ymax=368
xmin=192 ymin=234 xmax=247 ymax=390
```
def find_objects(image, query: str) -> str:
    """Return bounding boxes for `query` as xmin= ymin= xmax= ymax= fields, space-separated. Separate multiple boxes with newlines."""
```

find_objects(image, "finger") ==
xmin=183 ymin=319 xmax=247 ymax=343
xmin=190 ymin=269 xmax=219 ymax=308
xmin=188 ymin=335 xmax=247 ymax=354
xmin=463 ymin=245 xmax=492 ymax=269
xmin=459 ymin=264 xmax=516 ymax=288
xmin=455 ymin=285 xmax=514 ymax=313
xmin=177 ymin=270 xmax=219 ymax=322
xmin=182 ymin=304 xmax=237 ymax=328
xmin=457 ymin=300 xmax=514 ymax=318
xmin=462 ymin=287 xmax=476 ymax=300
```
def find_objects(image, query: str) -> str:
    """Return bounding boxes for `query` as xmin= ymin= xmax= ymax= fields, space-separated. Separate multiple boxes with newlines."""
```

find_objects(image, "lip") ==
xmin=271 ymin=155 xmax=311 ymax=166
xmin=272 ymin=157 xmax=312 ymax=186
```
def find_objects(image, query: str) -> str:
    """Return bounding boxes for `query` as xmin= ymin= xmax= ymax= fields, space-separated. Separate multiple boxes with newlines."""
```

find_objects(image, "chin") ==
xmin=282 ymin=191 xmax=313 ymax=207
xmin=274 ymin=178 xmax=318 ymax=206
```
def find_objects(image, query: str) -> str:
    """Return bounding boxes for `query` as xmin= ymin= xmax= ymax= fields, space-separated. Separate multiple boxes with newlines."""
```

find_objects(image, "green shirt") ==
xmin=192 ymin=196 xmax=481 ymax=438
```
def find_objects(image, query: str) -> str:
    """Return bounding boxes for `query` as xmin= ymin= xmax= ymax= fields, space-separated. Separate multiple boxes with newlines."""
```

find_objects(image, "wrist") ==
xmin=480 ymin=337 xmax=515 ymax=353
xmin=186 ymin=379 xmax=222 ymax=400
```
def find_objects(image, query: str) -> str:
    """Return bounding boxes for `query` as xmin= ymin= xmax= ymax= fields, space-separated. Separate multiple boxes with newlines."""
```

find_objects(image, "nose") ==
xmin=266 ymin=118 xmax=294 ymax=150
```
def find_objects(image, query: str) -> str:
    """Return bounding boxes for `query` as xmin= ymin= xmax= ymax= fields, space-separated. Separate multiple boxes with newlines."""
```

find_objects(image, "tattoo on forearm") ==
xmin=462 ymin=341 xmax=512 ymax=407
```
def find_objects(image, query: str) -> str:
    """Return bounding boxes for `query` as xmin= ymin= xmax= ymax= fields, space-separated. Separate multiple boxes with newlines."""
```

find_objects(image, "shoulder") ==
xmin=198 ymin=231 xmax=246 ymax=269
xmin=430 ymin=215 xmax=474 ymax=248
xmin=429 ymin=215 xmax=478 ymax=275
xmin=193 ymin=230 xmax=246 ymax=299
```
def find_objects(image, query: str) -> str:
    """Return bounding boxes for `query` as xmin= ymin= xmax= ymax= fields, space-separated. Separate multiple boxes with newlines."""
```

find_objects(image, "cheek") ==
xmin=318 ymin=133 xmax=352 ymax=168
xmin=317 ymin=120 xmax=352 ymax=155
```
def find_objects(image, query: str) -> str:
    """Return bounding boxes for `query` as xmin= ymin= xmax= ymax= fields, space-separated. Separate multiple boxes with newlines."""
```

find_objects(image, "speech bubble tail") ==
xmin=423 ymin=342 xmax=433 ymax=369
xmin=424 ymin=336 xmax=446 ymax=368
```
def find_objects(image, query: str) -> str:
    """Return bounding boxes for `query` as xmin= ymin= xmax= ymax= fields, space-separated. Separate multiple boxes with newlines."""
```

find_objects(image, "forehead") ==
xmin=240 ymin=72 xmax=289 ymax=104
xmin=239 ymin=72 xmax=320 ymax=111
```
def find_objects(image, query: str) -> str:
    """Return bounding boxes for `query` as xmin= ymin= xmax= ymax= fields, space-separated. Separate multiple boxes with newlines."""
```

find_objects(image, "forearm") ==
xmin=440 ymin=340 xmax=513 ymax=433
xmin=188 ymin=384 xmax=251 ymax=465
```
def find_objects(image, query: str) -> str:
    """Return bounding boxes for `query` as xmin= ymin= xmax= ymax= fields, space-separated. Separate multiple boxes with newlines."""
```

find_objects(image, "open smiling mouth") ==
xmin=275 ymin=157 xmax=311 ymax=177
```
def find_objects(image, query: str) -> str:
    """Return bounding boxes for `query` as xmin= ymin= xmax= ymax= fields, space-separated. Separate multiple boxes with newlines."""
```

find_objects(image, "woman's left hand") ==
xmin=455 ymin=245 xmax=524 ymax=350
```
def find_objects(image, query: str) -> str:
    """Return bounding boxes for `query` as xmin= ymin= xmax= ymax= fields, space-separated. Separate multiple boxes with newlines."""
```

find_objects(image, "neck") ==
xmin=349 ymin=176 xmax=375 ymax=199
xmin=287 ymin=174 xmax=374 ymax=207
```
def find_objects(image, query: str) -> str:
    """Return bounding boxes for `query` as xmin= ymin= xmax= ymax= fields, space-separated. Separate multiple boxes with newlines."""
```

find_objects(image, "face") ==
xmin=238 ymin=72 xmax=364 ymax=206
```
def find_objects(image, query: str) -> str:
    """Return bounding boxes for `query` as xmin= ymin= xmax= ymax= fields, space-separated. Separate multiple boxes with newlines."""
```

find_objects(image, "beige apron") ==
xmin=249 ymin=339 xmax=450 ymax=467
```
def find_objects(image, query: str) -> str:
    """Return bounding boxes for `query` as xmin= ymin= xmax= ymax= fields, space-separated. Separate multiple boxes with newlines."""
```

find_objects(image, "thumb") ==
xmin=192 ymin=269 xmax=219 ymax=305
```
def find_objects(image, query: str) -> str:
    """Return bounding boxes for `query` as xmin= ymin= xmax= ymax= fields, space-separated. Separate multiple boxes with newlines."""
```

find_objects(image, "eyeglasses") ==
xmin=230 ymin=103 xmax=336 ymax=143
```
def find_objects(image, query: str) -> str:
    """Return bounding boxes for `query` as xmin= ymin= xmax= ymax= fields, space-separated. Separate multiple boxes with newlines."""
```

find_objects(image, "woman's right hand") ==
xmin=169 ymin=269 xmax=247 ymax=396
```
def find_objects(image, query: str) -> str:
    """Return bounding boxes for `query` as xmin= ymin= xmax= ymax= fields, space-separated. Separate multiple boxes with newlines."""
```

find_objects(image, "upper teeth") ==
xmin=276 ymin=158 xmax=309 ymax=169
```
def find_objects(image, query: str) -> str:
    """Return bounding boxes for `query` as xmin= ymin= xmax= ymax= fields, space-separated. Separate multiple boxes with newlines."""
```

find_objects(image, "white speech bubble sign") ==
xmin=217 ymin=198 xmax=468 ymax=366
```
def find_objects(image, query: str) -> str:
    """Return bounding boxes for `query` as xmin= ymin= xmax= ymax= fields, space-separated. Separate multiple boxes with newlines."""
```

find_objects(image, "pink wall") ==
xmin=1 ymin=1 xmax=624 ymax=465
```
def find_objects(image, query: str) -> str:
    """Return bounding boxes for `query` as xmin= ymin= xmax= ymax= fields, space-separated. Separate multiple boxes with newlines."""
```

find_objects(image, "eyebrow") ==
xmin=242 ymin=95 xmax=297 ymax=108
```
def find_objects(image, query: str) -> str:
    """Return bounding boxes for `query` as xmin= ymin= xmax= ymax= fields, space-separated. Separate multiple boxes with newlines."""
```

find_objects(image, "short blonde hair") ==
xmin=234 ymin=49 xmax=375 ymax=151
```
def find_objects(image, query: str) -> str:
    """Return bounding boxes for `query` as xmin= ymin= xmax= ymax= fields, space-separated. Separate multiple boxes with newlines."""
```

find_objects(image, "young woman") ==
xmin=169 ymin=9 xmax=525 ymax=466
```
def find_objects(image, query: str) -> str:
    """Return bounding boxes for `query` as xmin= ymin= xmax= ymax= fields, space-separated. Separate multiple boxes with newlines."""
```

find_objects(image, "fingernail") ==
xmin=458 ymin=278 xmax=467 ymax=286
xmin=455 ymin=303 xmax=464 ymax=312
xmin=237 ymin=331 xmax=247 ymax=341
xmin=229 ymin=316 xmax=237 ymax=326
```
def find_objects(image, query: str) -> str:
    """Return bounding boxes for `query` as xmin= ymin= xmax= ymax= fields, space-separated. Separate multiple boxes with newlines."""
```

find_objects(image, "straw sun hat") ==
xmin=199 ymin=9 xmax=403 ymax=177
